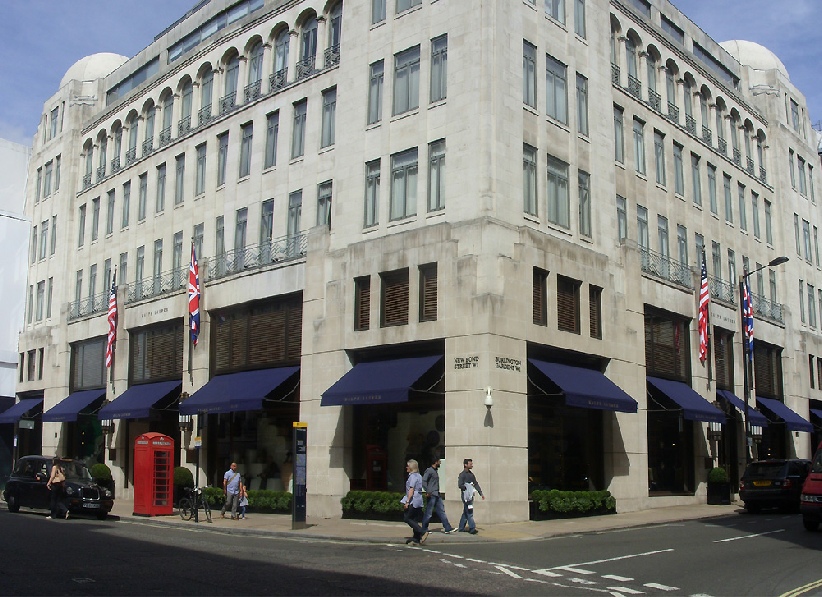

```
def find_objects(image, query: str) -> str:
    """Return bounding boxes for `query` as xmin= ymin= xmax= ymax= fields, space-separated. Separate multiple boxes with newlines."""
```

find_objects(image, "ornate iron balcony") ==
xmin=667 ymin=102 xmax=679 ymax=124
xmin=717 ymin=137 xmax=727 ymax=155
xmin=702 ymin=126 xmax=712 ymax=146
xmin=244 ymin=80 xmax=262 ymax=103
xmin=296 ymin=56 xmax=316 ymax=80
xmin=67 ymin=289 xmax=109 ymax=321
xmin=142 ymin=138 xmax=153 ymax=157
xmin=111 ymin=156 xmax=121 ymax=173
xmin=324 ymin=44 xmax=340 ymax=68
xmin=733 ymin=148 xmax=742 ymax=166
xmin=685 ymin=114 xmax=697 ymax=136
xmin=198 ymin=105 xmax=212 ymax=127
xmin=760 ymin=166 xmax=767 ymax=184
xmin=82 ymin=173 xmax=92 ymax=189
xmin=159 ymin=126 xmax=172 ymax=147
xmin=178 ymin=116 xmax=192 ymax=136
xmin=640 ymin=248 xmax=693 ymax=290
xmin=125 ymin=265 xmax=188 ymax=305
xmin=708 ymin=274 xmax=736 ymax=305
xmin=627 ymin=75 xmax=641 ymax=99
xmin=270 ymin=68 xmax=288 ymax=93
xmin=747 ymin=157 xmax=755 ymax=175
xmin=96 ymin=165 xmax=106 ymax=182
xmin=208 ymin=234 xmax=307 ymax=282
xmin=647 ymin=89 xmax=661 ymax=112
xmin=611 ymin=63 xmax=620 ymax=86
xmin=751 ymin=291 xmax=784 ymax=324
xmin=125 ymin=147 xmax=137 ymax=165
xmin=219 ymin=92 xmax=236 ymax=115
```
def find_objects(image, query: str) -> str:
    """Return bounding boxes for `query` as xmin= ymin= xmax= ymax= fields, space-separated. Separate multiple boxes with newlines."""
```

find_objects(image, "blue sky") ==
xmin=1 ymin=1 xmax=821 ymax=147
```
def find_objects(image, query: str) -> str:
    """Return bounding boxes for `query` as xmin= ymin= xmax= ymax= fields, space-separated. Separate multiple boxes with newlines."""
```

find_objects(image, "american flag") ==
xmin=742 ymin=275 xmax=754 ymax=361
xmin=105 ymin=275 xmax=117 ymax=368
xmin=698 ymin=254 xmax=710 ymax=363
xmin=189 ymin=244 xmax=201 ymax=346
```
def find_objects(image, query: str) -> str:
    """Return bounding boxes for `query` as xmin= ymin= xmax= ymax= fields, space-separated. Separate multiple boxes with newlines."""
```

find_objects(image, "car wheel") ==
xmin=6 ymin=493 xmax=20 ymax=513
xmin=745 ymin=502 xmax=761 ymax=514
xmin=803 ymin=517 xmax=819 ymax=532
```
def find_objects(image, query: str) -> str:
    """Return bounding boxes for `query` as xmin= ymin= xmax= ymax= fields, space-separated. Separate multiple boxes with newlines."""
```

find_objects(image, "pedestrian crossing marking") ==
xmin=495 ymin=566 xmax=522 ymax=579
xmin=603 ymin=575 xmax=635 ymax=582
xmin=606 ymin=586 xmax=644 ymax=594
xmin=643 ymin=582 xmax=679 ymax=591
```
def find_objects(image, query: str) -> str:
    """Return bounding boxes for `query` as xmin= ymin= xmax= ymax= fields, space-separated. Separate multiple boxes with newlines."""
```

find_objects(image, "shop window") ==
xmin=419 ymin=263 xmax=437 ymax=322
xmin=589 ymin=285 xmax=601 ymax=339
xmin=354 ymin=276 xmax=371 ymax=331
xmin=644 ymin=309 xmax=690 ymax=381
xmin=533 ymin=267 xmax=548 ymax=326
xmin=130 ymin=321 xmax=184 ymax=384
xmin=381 ymin=268 xmax=409 ymax=327
xmin=70 ymin=337 xmax=106 ymax=390
xmin=557 ymin=275 xmax=580 ymax=333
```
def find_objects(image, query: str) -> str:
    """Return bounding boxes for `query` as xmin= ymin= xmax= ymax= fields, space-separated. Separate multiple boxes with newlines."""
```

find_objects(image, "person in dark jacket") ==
xmin=457 ymin=458 xmax=484 ymax=534
xmin=421 ymin=457 xmax=455 ymax=534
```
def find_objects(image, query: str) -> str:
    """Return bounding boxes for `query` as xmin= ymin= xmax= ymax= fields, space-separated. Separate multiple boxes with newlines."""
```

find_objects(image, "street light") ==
xmin=740 ymin=256 xmax=789 ymax=463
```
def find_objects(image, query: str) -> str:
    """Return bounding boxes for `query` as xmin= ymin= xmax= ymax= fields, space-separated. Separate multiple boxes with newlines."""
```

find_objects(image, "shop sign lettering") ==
xmin=454 ymin=355 xmax=479 ymax=370
xmin=495 ymin=356 xmax=521 ymax=372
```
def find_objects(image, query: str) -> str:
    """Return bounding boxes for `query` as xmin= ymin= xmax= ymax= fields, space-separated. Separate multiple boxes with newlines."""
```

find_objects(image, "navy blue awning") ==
xmin=181 ymin=367 xmax=300 ymax=415
xmin=716 ymin=390 xmax=769 ymax=427
xmin=43 ymin=389 xmax=106 ymax=422
xmin=811 ymin=408 xmax=822 ymax=421
xmin=756 ymin=397 xmax=813 ymax=433
xmin=0 ymin=398 xmax=44 ymax=424
xmin=321 ymin=356 xmax=442 ymax=406
xmin=99 ymin=381 xmax=182 ymax=420
xmin=647 ymin=377 xmax=725 ymax=423
xmin=529 ymin=360 xmax=638 ymax=413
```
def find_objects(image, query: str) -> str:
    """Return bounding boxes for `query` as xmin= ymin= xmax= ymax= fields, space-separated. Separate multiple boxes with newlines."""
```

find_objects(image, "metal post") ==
xmin=739 ymin=276 xmax=752 ymax=464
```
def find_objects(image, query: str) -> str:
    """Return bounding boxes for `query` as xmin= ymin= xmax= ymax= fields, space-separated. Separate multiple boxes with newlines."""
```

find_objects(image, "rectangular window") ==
xmin=523 ymin=144 xmax=537 ymax=216
xmin=546 ymin=155 xmax=570 ymax=228
xmin=708 ymin=164 xmax=717 ymax=214
xmin=589 ymin=284 xmax=601 ymax=338
xmin=390 ymin=148 xmax=418 ymax=220
xmin=88 ymin=264 xmax=97 ymax=300
xmin=372 ymin=0 xmax=386 ymax=25
xmin=815 ymin=225 xmax=820 ymax=265
xmin=50 ymin=106 xmax=59 ymax=139
xmin=795 ymin=214 xmax=802 ymax=255
xmin=751 ymin=191 xmax=760 ymax=239
xmin=804 ymin=219 xmax=813 ymax=261
xmin=138 ymin=173 xmax=147 ymax=221
xmin=50 ymin=216 xmax=57 ymax=255
xmin=368 ymin=60 xmax=384 ymax=124
xmin=789 ymin=149 xmax=796 ymax=188
xmin=523 ymin=41 xmax=537 ymax=108
xmin=430 ymin=35 xmax=447 ymax=103
xmin=291 ymin=99 xmax=307 ymax=158
xmin=765 ymin=200 xmax=773 ymax=244
xmin=153 ymin=239 xmax=163 ymax=292
xmin=30 ymin=227 xmax=37 ymax=264
xmin=77 ymin=204 xmax=86 ymax=247
xmin=317 ymin=181 xmax=332 ymax=227
xmin=691 ymin=154 xmax=702 ymax=206
xmin=39 ymin=221 xmax=48 ymax=260
xmin=809 ymin=284 xmax=817 ymax=328
xmin=156 ymin=163 xmax=167 ymax=213
xmin=35 ymin=281 xmax=44 ymax=321
xmin=260 ymin=113 xmax=277 ymax=171
xmin=119 ymin=252 xmax=128 ymax=288
xmin=35 ymin=168 xmax=41 ymax=202
xmin=653 ymin=131 xmax=666 ymax=186
xmin=46 ymin=277 xmax=53 ymax=318
xmin=239 ymin=123 xmax=253 ymax=177
xmin=614 ymin=106 xmax=624 ymax=163
xmin=355 ymin=276 xmax=371 ymax=330
xmin=574 ymin=0 xmax=586 ymax=37
xmin=546 ymin=0 xmax=565 ymax=24
xmin=533 ymin=267 xmax=548 ymax=326
xmin=576 ymin=73 xmax=588 ymax=135
xmin=287 ymin=190 xmax=302 ymax=255
xmin=712 ymin=241 xmax=721 ymax=280
xmin=91 ymin=197 xmax=100 ymax=241
xmin=381 ymin=268 xmax=409 ymax=327
xmin=217 ymin=132 xmax=229 ymax=186
xmin=172 ymin=233 xmax=183 ymax=282
xmin=43 ymin=161 xmax=52 ymax=196
xmin=727 ymin=248 xmax=736 ymax=284
xmin=633 ymin=119 xmax=646 ymax=175
xmin=54 ymin=155 xmax=61 ymax=190
xmin=578 ymin=170 xmax=591 ymax=237
xmin=193 ymin=224 xmax=203 ymax=265
xmin=393 ymin=46 xmax=420 ymax=115
xmin=557 ymin=275 xmax=581 ymax=334
xmin=397 ymin=0 xmax=421 ymax=12
xmin=791 ymin=99 xmax=800 ymax=131
xmin=234 ymin=208 xmax=247 ymax=252
xmin=195 ymin=143 xmax=206 ymax=195
xmin=260 ymin=200 xmax=273 ymax=248
xmin=321 ymin=87 xmax=337 ymax=148
xmin=427 ymin=139 xmax=445 ymax=212
xmin=122 ymin=181 xmax=130 ymax=228
xmin=677 ymin=224 xmax=688 ymax=266
xmin=723 ymin=174 xmax=733 ymax=223
xmin=546 ymin=54 xmax=568 ymax=123
xmin=672 ymin=143 xmax=684 ymax=195
xmin=800 ymin=279 xmax=806 ymax=323
xmin=365 ymin=159 xmax=380 ymax=227
xmin=616 ymin=195 xmax=627 ymax=242
xmin=799 ymin=156 xmax=808 ymax=196
xmin=419 ymin=263 xmax=437 ymax=322
xmin=136 ymin=246 xmax=145 ymax=289
xmin=106 ymin=189 xmax=115 ymax=235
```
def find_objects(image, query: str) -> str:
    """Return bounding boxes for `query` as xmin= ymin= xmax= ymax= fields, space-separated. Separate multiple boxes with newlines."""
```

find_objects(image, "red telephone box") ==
xmin=133 ymin=432 xmax=174 ymax=516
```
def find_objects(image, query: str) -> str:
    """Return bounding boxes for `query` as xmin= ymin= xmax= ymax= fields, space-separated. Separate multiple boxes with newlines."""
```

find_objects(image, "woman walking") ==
xmin=402 ymin=459 xmax=427 ymax=545
xmin=46 ymin=457 xmax=68 ymax=519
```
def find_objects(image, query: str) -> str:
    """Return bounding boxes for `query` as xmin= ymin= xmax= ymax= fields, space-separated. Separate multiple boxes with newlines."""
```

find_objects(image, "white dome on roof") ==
xmin=60 ymin=53 xmax=129 ymax=88
xmin=719 ymin=40 xmax=789 ymax=80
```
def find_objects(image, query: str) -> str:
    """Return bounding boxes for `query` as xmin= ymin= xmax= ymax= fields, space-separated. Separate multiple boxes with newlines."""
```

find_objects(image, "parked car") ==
xmin=739 ymin=458 xmax=811 ymax=513
xmin=2 ymin=456 xmax=114 ymax=519
xmin=800 ymin=442 xmax=822 ymax=531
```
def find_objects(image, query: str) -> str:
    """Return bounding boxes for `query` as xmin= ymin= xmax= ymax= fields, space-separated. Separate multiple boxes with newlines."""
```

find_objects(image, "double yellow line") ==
xmin=782 ymin=578 xmax=822 ymax=597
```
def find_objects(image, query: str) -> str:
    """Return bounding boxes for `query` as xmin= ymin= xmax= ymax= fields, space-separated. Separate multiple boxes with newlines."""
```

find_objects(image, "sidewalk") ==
xmin=109 ymin=499 xmax=743 ymax=544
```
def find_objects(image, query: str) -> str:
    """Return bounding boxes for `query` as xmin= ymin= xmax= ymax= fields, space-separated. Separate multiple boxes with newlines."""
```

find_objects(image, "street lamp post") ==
xmin=739 ymin=256 xmax=789 ymax=464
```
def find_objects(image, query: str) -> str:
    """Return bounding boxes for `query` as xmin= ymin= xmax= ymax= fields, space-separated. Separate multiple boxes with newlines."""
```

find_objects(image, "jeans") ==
xmin=222 ymin=492 xmax=239 ymax=518
xmin=403 ymin=506 xmax=424 ymax=541
xmin=422 ymin=494 xmax=453 ymax=532
xmin=459 ymin=499 xmax=475 ymax=532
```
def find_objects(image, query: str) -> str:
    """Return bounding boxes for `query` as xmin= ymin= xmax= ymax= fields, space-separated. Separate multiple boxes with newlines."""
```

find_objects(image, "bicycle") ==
xmin=178 ymin=486 xmax=212 ymax=523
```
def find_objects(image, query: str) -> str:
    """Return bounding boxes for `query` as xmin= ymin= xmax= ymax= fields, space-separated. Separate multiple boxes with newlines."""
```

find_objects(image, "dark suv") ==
xmin=739 ymin=458 xmax=811 ymax=513
xmin=2 ymin=456 xmax=114 ymax=519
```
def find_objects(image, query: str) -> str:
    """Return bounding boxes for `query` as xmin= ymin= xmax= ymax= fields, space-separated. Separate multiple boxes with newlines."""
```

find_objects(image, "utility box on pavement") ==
xmin=133 ymin=432 xmax=174 ymax=516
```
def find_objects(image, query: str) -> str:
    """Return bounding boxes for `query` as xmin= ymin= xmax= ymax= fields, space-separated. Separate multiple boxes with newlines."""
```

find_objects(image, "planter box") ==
xmin=706 ymin=481 xmax=731 ymax=505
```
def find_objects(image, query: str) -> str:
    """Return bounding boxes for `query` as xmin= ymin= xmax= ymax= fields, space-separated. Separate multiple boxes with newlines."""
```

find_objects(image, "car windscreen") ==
xmin=744 ymin=463 xmax=787 ymax=478
xmin=812 ymin=451 xmax=822 ymax=474
xmin=63 ymin=461 xmax=92 ymax=481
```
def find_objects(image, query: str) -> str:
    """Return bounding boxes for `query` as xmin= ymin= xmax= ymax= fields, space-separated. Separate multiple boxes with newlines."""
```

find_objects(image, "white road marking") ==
xmin=713 ymin=528 xmax=785 ymax=542
xmin=495 ymin=566 xmax=522 ymax=579
xmin=558 ymin=566 xmax=596 ymax=575
xmin=465 ymin=558 xmax=488 ymax=563
xmin=524 ymin=578 xmax=549 ymax=584
xmin=569 ymin=577 xmax=599 ymax=585
xmin=603 ymin=575 xmax=635 ymax=582
xmin=643 ymin=582 xmax=679 ymax=591
xmin=532 ymin=568 xmax=564 ymax=577
xmin=606 ymin=586 xmax=644 ymax=594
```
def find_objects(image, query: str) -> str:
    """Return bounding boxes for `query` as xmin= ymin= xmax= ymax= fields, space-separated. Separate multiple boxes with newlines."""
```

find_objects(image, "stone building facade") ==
xmin=11 ymin=0 xmax=822 ymax=522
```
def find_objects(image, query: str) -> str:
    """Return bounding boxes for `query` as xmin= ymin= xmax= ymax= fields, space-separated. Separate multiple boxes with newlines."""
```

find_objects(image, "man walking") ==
xmin=421 ymin=457 xmax=455 ymax=534
xmin=457 ymin=458 xmax=484 ymax=534
xmin=221 ymin=462 xmax=242 ymax=520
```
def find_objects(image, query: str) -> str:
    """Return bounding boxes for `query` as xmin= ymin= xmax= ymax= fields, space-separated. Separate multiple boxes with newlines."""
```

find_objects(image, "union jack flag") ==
xmin=189 ymin=244 xmax=201 ymax=347
xmin=698 ymin=254 xmax=710 ymax=363
xmin=742 ymin=275 xmax=754 ymax=361
xmin=105 ymin=275 xmax=117 ymax=368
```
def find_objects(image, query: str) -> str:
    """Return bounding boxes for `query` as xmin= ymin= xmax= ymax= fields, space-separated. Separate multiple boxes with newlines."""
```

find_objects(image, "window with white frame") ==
xmin=576 ymin=73 xmax=588 ymax=135
xmin=723 ymin=174 xmax=733 ymax=223
xmin=235 ymin=208 xmax=247 ymax=252
xmin=196 ymin=143 xmax=206 ymax=196
xmin=156 ymin=163 xmax=166 ymax=213
xmin=393 ymin=46 xmax=420 ymax=115
xmin=677 ymin=224 xmax=688 ymax=266
xmin=397 ymin=0 xmax=421 ymax=13
xmin=91 ymin=197 xmax=100 ymax=242
xmin=633 ymin=119 xmax=646 ymax=175
xmin=546 ymin=0 xmax=565 ymax=24
xmin=291 ymin=99 xmax=307 ymax=158
xmin=365 ymin=159 xmax=380 ymax=227
xmin=217 ymin=132 xmax=229 ymax=186
xmin=368 ymin=60 xmax=384 ymax=124
xmin=738 ymin=184 xmax=747 ymax=231
xmin=265 ymin=112 xmax=279 ymax=168
xmin=239 ymin=123 xmax=253 ymax=177
xmin=174 ymin=153 xmax=185 ymax=205
xmin=430 ymin=35 xmax=447 ymax=103
xmin=804 ymin=219 xmax=812 ymax=261
xmin=546 ymin=155 xmax=569 ymax=228
xmin=546 ymin=54 xmax=568 ymax=123
xmin=752 ymin=191 xmax=760 ymax=239
xmin=765 ymin=199 xmax=773 ymax=244
xmin=616 ymin=195 xmax=627 ymax=242
xmin=372 ymin=0 xmax=386 ymax=24
xmin=708 ymin=164 xmax=717 ymax=215
xmin=321 ymin=87 xmax=337 ymax=148
xmin=614 ymin=106 xmax=624 ymax=163
xmin=654 ymin=131 xmax=666 ymax=186
xmin=691 ymin=153 xmax=702 ymax=206
xmin=317 ymin=181 xmax=333 ymax=227
xmin=106 ymin=189 xmax=115 ymax=235
xmin=428 ymin=139 xmax=445 ymax=212
xmin=574 ymin=0 xmax=586 ymax=37
xmin=523 ymin=144 xmax=537 ymax=216
xmin=390 ymin=148 xmax=418 ymax=220
xmin=523 ymin=41 xmax=536 ymax=108
xmin=260 ymin=200 xmax=273 ymax=246
xmin=578 ymin=170 xmax=591 ymax=237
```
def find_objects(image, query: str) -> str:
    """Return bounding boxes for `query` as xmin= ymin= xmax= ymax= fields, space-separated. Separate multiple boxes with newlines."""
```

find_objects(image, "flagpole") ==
xmin=109 ymin=267 xmax=117 ymax=394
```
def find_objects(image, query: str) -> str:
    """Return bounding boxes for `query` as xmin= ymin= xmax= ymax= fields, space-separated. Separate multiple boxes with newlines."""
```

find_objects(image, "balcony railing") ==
xmin=647 ymin=89 xmax=661 ymax=112
xmin=244 ymin=80 xmax=262 ymax=103
xmin=159 ymin=126 xmax=172 ymax=147
xmin=142 ymin=138 xmax=153 ymax=157
xmin=746 ymin=157 xmax=755 ymax=176
xmin=640 ymin=248 xmax=693 ymax=290
xmin=702 ymin=126 xmax=712 ymax=146
xmin=198 ymin=105 xmax=212 ymax=127
xmin=82 ymin=173 xmax=92 ymax=189
xmin=760 ymin=166 xmax=767 ymax=184
xmin=111 ymin=156 xmax=121 ymax=174
xmin=667 ymin=102 xmax=679 ymax=124
xmin=717 ymin=137 xmax=727 ymax=155
xmin=611 ymin=63 xmax=620 ymax=86
xmin=685 ymin=114 xmax=697 ymax=136
xmin=708 ymin=274 xmax=736 ymax=305
xmin=270 ymin=68 xmax=288 ymax=93
xmin=751 ymin=291 xmax=784 ymax=324
xmin=627 ymin=75 xmax=641 ymax=99
xmin=96 ymin=165 xmax=106 ymax=182
xmin=324 ymin=44 xmax=340 ymax=68
xmin=178 ymin=116 xmax=192 ymax=136
xmin=208 ymin=234 xmax=307 ymax=281
xmin=125 ymin=147 xmax=137 ymax=165
xmin=296 ymin=56 xmax=316 ymax=80
xmin=733 ymin=148 xmax=742 ymax=166
xmin=125 ymin=265 xmax=188 ymax=305
xmin=67 ymin=290 xmax=109 ymax=321
xmin=219 ymin=92 xmax=237 ymax=115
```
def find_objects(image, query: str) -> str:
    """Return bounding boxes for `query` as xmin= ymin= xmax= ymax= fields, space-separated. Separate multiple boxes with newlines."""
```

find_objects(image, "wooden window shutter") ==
xmin=285 ymin=301 xmax=302 ymax=361
xmin=355 ymin=277 xmax=371 ymax=331
xmin=713 ymin=331 xmax=729 ymax=388
xmin=419 ymin=264 xmax=437 ymax=322
xmin=644 ymin=312 xmax=689 ymax=381
xmin=589 ymin=285 xmax=602 ymax=339
xmin=753 ymin=343 xmax=780 ymax=398
xmin=214 ymin=315 xmax=232 ymax=372
xmin=533 ymin=268 xmax=547 ymax=326
xmin=556 ymin=275 xmax=580 ymax=333
xmin=381 ymin=269 xmax=409 ymax=327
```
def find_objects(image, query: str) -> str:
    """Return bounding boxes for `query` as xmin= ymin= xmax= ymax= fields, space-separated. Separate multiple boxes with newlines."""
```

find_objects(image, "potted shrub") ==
xmin=173 ymin=466 xmax=194 ymax=506
xmin=90 ymin=463 xmax=114 ymax=492
xmin=706 ymin=466 xmax=731 ymax=505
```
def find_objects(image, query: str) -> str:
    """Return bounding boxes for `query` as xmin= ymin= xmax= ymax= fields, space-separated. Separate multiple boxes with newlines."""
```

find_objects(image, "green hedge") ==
xmin=341 ymin=491 xmax=407 ymax=516
xmin=530 ymin=490 xmax=616 ymax=518
xmin=201 ymin=487 xmax=292 ymax=513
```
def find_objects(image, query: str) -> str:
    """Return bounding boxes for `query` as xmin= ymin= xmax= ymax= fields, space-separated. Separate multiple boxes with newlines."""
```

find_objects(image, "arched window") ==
xmin=222 ymin=55 xmax=239 ymax=113
xmin=625 ymin=37 xmax=637 ymax=79
xmin=248 ymin=41 xmax=264 ymax=85
xmin=161 ymin=93 xmax=174 ymax=145
xmin=646 ymin=52 xmax=657 ymax=95
xmin=97 ymin=133 xmax=107 ymax=178
xmin=200 ymin=67 xmax=214 ymax=123
xmin=180 ymin=80 xmax=193 ymax=134
xmin=272 ymin=28 xmax=289 ymax=90
xmin=298 ymin=16 xmax=318 ymax=78
xmin=143 ymin=104 xmax=155 ymax=155
xmin=326 ymin=3 xmax=342 ymax=67
xmin=126 ymin=113 xmax=139 ymax=164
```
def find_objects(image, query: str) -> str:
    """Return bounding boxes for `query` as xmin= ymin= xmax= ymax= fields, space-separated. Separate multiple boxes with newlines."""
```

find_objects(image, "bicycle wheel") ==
xmin=179 ymin=498 xmax=193 ymax=521
xmin=202 ymin=496 xmax=212 ymax=523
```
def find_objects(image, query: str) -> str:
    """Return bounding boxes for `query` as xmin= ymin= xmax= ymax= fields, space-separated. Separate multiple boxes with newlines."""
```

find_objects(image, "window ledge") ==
xmin=390 ymin=109 xmax=419 ymax=122
xmin=319 ymin=145 xmax=334 ymax=155
xmin=546 ymin=117 xmax=570 ymax=133
xmin=429 ymin=99 xmax=446 ymax=110
xmin=366 ymin=122 xmax=382 ymax=131
xmin=523 ymin=104 xmax=539 ymax=116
